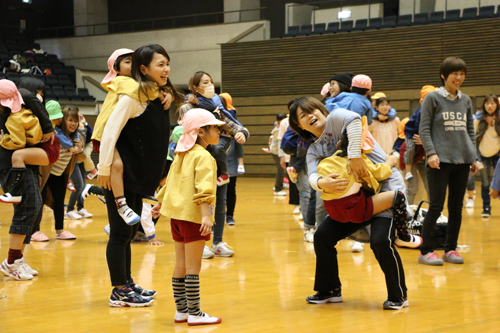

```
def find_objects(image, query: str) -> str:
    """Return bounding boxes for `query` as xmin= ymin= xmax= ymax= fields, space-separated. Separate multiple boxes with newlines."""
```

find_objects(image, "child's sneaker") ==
xmin=304 ymin=228 xmax=315 ymax=243
xmin=286 ymin=166 xmax=298 ymax=183
xmin=67 ymin=181 xmax=76 ymax=192
xmin=395 ymin=234 xmax=422 ymax=248
xmin=292 ymin=205 xmax=300 ymax=215
xmin=0 ymin=193 xmax=22 ymax=204
xmin=129 ymin=278 xmax=157 ymax=298
xmin=226 ymin=215 xmax=235 ymax=226
xmin=216 ymin=174 xmax=230 ymax=186
xmin=211 ymin=242 xmax=234 ymax=257
xmin=77 ymin=208 xmax=93 ymax=218
xmin=418 ymin=252 xmax=444 ymax=266
xmin=465 ymin=198 xmax=474 ymax=208
xmin=306 ymin=290 xmax=343 ymax=304
xmin=351 ymin=241 xmax=364 ymax=252
xmin=405 ymin=172 xmax=413 ymax=181
xmin=188 ymin=312 xmax=222 ymax=326
xmin=17 ymin=257 xmax=38 ymax=276
xmin=86 ymin=168 xmax=98 ymax=180
xmin=117 ymin=205 xmax=141 ymax=225
xmin=481 ymin=208 xmax=491 ymax=218
xmin=237 ymin=165 xmax=245 ymax=174
xmin=104 ymin=224 xmax=110 ymax=236
xmin=64 ymin=211 xmax=82 ymax=220
xmin=383 ymin=297 xmax=409 ymax=310
xmin=109 ymin=285 xmax=154 ymax=307
xmin=442 ymin=250 xmax=464 ymax=264
xmin=203 ymin=245 xmax=215 ymax=259
xmin=174 ymin=311 xmax=189 ymax=323
xmin=274 ymin=190 xmax=287 ymax=196
xmin=81 ymin=184 xmax=106 ymax=203
xmin=0 ymin=258 xmax=34 ymax=280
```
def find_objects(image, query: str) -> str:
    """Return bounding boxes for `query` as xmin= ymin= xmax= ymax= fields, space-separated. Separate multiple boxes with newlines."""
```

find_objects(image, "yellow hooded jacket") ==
xmin=0 ymin=107 xmax=43 ymax=150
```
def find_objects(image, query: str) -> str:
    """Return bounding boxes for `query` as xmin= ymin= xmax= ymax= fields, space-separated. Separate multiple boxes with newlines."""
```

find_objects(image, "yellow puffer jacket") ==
xmin=0 ymin=108 xmax=43 ymax=150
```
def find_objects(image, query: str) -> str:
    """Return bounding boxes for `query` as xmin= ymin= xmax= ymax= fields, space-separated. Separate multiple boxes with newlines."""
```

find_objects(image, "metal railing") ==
xmin=37 ymin=7 xmax=267 ymax=39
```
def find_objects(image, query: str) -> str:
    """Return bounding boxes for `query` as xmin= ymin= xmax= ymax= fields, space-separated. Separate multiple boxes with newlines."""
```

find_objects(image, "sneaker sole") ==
xmin=0 ymin=198 xmax=22 ymax=204
xmin=418 ymin=258 xmax=444 ymax=266
xmin=174 ymin=319 xmax=188 ymax=323
xmin=307 ymin=296 xmax=343 ymax=304
xmin=383 ymin=300 xmax=409 ymax=310
xmin=0 ymin=264 xmax=33 ymax=281
xmin=395 ymin=236 xmax=423 ymax=249
xmin=188 ymin=318 xmax=222 ymax=326
xmin=109 ymin=299 xmax=154 ymax=307
xmin=125 ymin=215 xmax=141 ymax=226
xmin=213 ymin=253 xmax=234 ymax=257
xmin=202 ymin=255 xmax=215 ymax=259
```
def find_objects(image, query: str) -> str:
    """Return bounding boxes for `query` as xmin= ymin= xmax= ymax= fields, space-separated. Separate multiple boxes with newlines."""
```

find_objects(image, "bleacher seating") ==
xmin=478 ymin=6 xmax=495 ymax=18
xmin=495 ymin=5 xmax=500 ymax=17
xmin=77 ymin=88 xmax=96 ymax=102
xmin=396 ymin=14 xmax=412 ymax=27
xmin=351 ymin=19 xmax=368 ymax=31
xmin=444 ymin=9 xmax=461 ymax=22
xmin=324 ymin=22 xmax=339 ymax=34
xmin=296 ymin=24 xmax=312 ymax=36
xmin=428 ymin=11 xmax=444 ymax=24
xmin=381 ymin=16 xmax=397 ymax=28
xmin=461 ymin=7 xmax=477 ymax=20
xmin=338 ymin=20 xmax=353 ymax=32
xmin=283 ymin=26 xmax=299 ymax=37
xmin=309 ymin=23 xmax=326 ymax=35
xmin=412 ymin=13 xmax=428 ymax=25
xmin=366 ymin=17 xmax=382 ymax=30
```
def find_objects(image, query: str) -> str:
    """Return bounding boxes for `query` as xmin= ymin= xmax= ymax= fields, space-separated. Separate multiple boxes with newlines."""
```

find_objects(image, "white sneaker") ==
xmin=188 ymin=313 xmax=222 ymax=326
xmin=77 ymin=208 xmax=93 ymax=218
xmin=395 ymin=235 xmax=423 ymax=249
xmin=174 ymin=311 xmax=189 ymax=323
xmin=202 ymin=245 xmax=214 ymax=259
xmin=351 ymin=241 xmax=364 ymax=253
xmin=304 ymin=228 xmax=315 ymax=242
xmin=117 ymin=205 xmax=141 ymax=225
xmin=292 ymin=206 xmax=300 ymax=215
xmin=0 ymin=258 xmax=33 ymax=280
xmin=237 ymin=165 xmax=245 ymax=174
xmin=283 ymin=183 xmax=289 ymax=189
xmin=299 ymin=212 xmax=303 ymax=220
xmin=18 ymin=257 xmax=38 ymax=276
xmin=0 ymin=193 xmax=22 ymax=204
xmin=274 ymin=191 xmax=286 ymax=196
xmin=64 ymin=210 xmax=82 ymax=220
xmin=211 ymin=242 xmax=234 ymax=257
xmin=465 ymin=198 xmax=474 ymax=208
xmin=405 ymin=172 xmax=413 ymax=181
xmin=104 ymin=224 xmax=110 ymax=236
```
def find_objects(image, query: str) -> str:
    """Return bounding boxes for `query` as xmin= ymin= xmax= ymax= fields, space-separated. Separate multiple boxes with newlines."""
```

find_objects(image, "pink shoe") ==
xmin=31 ymin=231 xmax=49 ymax=242
xmin=56 ymin=231 xmax=76 ymax=240
xmin=67 ymin=182 xmax=76 ymax=192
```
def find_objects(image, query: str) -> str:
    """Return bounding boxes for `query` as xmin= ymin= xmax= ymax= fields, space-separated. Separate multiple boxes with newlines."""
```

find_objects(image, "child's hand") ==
xmin=148 ymin=236 xmax=164 ymax=246
xmin=413 ymin=134 xmax=422 ymax=145
xmin=347 ymin=158 xmax=369 ymax=182
xmin=151 ymin=203 xmax=162 ymax=219
xmin=199 ymin=216 xmax=213 ymax=236
xmin=187 ymin=94 xmax=199 ymax=105
xmin=42 ymin=132 xmax=54 ymax=144
xmin=0 ymin=129 xmax=4 ymax=141
xmin=490 ymin=189 xmax=499 ymax=199
xmin=160 ymin=92 xmax=173 ymax=110
xmin=235 ymin=132 xmax=246 ymax=144
xmin=318 ymin=173 xmax=349 ymax=193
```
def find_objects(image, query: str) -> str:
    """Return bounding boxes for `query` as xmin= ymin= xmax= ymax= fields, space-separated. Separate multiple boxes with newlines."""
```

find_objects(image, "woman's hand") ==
xmin=318 ymin=173 xmax=349 ymax=193
xmin=470 ymin=161 xmax=479 ymax=176
xmin=234 ymin=132 xmax=246 ymax=144
xmin=98 ymin=175 xmax=112 ymax=190
xmin=428 ymin=154 xmax=440 ymax=169
xmin=42 ymin=132 xmax=54 ymax=144
xmin=152 ymin=203 xmax=162 ymax=218
xmin=347 ymin=158 xmax=369 ymax=182
xmin=199 ymin=216 xmax=213 ymax=236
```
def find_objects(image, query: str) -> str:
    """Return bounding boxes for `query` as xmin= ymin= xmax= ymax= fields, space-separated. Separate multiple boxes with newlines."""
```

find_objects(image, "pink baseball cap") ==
xmin=351 ymin=74 xmax=372 ymax=89
xmin=176 ymin=108 xmax=225 ymax=153
xmin=0 ymin=79 xmax=24 ymax=113
xmin=320 ymin=82 xmax=330 ymax=97
xmin=101 ymin=48 xmax=134 ymax=85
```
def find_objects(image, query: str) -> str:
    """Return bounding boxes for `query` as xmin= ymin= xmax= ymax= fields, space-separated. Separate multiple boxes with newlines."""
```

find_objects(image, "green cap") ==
xmin=45 ymin=100 xmax=63 ymax=120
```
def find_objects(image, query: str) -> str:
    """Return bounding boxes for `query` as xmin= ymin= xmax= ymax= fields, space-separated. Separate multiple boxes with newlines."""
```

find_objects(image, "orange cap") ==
xmin=420 ymin=85 xmax=437 ymax=103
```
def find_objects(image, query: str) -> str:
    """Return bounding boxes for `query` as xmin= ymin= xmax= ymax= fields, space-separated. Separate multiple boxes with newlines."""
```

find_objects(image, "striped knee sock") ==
xmin=172 ymin=277 xmax=188 ymax=313
xmin=185 ymin=274 xmax=202 ymax=316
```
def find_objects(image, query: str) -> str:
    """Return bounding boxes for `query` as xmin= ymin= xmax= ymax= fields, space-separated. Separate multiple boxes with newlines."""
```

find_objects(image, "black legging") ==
xmin=105 ymin=188 xmax=143 ymax=286
xmin=226 ymin=176 xmax=237 ymax=217
xmin=40 ymin=173 xmax=67 ymax=231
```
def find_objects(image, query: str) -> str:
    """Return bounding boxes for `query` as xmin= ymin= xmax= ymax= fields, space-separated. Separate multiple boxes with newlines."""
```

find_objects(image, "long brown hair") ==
xmin=131 ymin=44 xmax=184 ymax=104
xmin=476 ymin=94 xmax=500 ymax=145
xmin=61 ymin=106 xmax=79 ymax=141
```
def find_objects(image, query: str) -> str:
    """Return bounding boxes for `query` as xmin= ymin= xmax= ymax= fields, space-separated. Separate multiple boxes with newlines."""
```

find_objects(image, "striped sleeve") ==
xmin=346 ymin=118 xmax=362 ymax=159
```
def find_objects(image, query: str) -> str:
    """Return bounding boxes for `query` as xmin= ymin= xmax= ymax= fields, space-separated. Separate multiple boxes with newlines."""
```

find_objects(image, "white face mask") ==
xmin=200 ymin=85 xmax=215 ymax=99
xmin=36 ymin=93 xmax=43 ymax=102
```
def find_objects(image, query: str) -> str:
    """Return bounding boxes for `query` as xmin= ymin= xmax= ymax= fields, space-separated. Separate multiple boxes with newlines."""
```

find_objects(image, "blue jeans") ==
xmin=67 ymin=163 xmax=85 ymax=212
xmin=479 ymin=155 xmax=499 ymax=210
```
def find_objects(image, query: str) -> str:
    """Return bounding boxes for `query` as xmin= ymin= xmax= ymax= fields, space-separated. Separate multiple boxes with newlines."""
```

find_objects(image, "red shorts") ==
xmin=38 ymin=136 xmax=60 ymax=165
xmin=171 ymin=218 xmax=211 ymax=243
xmin=92 ymin=139 xmax=100 ymax=154
xmin=324 ymin=189 xmax=374 ymax=223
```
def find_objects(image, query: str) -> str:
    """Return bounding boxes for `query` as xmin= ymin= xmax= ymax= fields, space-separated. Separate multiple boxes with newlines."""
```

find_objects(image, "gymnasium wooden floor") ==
xmin=0 ymin=178 xmax=499 ymax=333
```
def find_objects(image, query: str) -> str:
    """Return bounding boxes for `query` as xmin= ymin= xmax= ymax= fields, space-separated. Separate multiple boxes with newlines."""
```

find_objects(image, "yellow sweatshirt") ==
xmin=317 ymin=152 xmax=392 ymax=201
xmin=92 ymin=76 xmax=159 ymax=142
xmin=156 ymin=144 xmax=217 ymax=224
xmin=0 ymin=107 xmax=43 ymax=150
